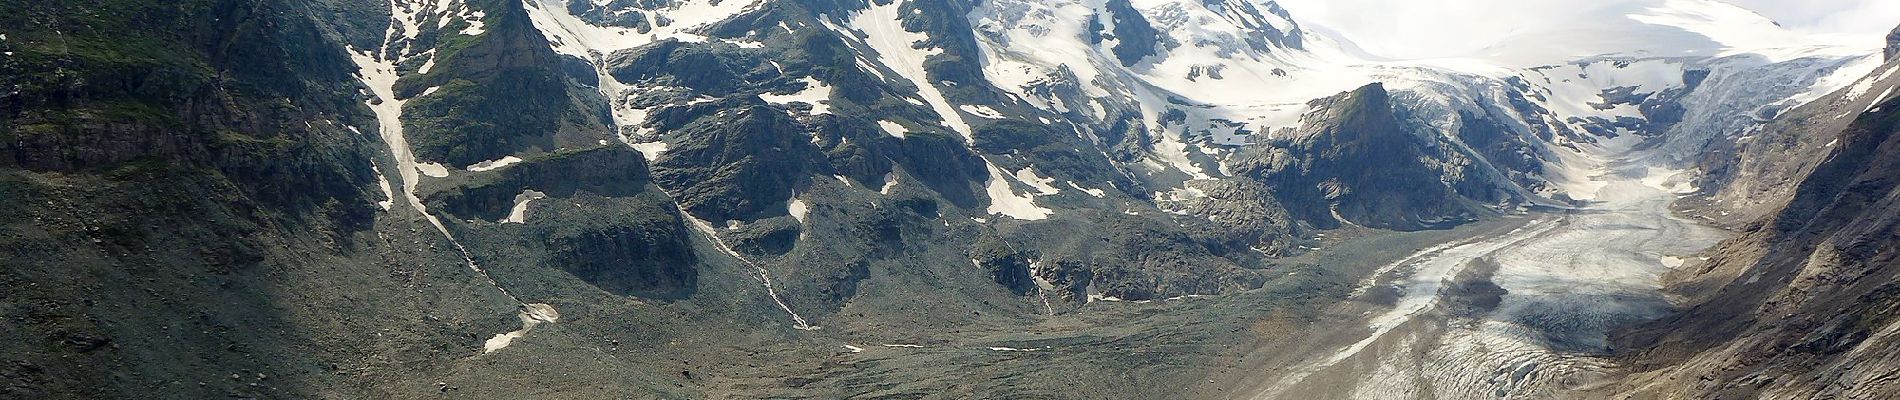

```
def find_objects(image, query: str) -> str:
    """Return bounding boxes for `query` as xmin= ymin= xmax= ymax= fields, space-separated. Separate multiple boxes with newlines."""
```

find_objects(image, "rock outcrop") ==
xmin=1886 ymin=23 xmax=1900 ymax=61
xmin=1231 ymin=84 xmax=1490 ymax=230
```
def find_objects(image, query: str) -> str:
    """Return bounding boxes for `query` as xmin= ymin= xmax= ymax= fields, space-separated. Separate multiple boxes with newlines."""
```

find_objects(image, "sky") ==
xmin=1725 ymin=0 xmax=1900 ymax=36
xmin=1275 ymin=0 xmax=1900 ymax=61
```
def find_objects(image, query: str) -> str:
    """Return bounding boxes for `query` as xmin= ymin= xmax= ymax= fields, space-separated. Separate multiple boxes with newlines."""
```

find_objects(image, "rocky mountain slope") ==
xmin=2 ymin=0 xmax=1894 ymax=398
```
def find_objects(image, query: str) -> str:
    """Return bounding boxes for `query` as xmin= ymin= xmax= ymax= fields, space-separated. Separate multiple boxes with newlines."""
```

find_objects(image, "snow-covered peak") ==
xmin=1134 ymin=0 xmax=1308 ymax=54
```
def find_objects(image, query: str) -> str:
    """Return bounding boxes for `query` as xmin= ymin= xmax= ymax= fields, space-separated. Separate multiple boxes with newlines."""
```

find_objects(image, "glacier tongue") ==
xmin=1255 ymin=143 xmax=1730 ymax=399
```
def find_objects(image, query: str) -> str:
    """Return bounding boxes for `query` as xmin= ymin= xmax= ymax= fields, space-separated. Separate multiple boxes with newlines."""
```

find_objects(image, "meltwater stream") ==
xmin=1253 ymin=150 xmax=1729 ymax=399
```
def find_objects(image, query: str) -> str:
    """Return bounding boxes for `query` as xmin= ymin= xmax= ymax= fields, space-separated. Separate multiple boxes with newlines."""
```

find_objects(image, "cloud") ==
xmin=1724 ymin=0 xmax=1900 ymax=36
xmin=1273 ymin=0 xmax=1613 ymax=59
xmin=1274 ymin=0 xmax=1900 ymax=60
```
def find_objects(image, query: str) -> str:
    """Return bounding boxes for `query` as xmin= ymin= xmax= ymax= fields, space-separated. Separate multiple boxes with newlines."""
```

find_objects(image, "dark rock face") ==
xmin=1887 ymin=24 xmax=1900 ymax=61
xmin=566 ymin=0 xmax=657 ymax=31
xmin=972 ymin=236 xmax=1038 ymax=295
xmin=650 ymin=106 xmax=821 ymax=222
xmin=0 ymin=1 xmax=517 ymax=398
xmin=1443 ymin=258 xmax=1507 ymax=317
xmin=1025 ymin=214 xmax=1266 ymax=302
xmin=1452 ymin=111 xmax=1546 ymax=203
xmin=539 ymin=194 xmax=700 ymax=300
xmin=609 ymin=39 xmax=765 ymax=95
xmin=424 ymin=146 xmax=653 ymax=221
xmin=1095 ymin=0 xmax=1162 ymax=67
xmin=401 ymin=1 xmax=612 ymax=167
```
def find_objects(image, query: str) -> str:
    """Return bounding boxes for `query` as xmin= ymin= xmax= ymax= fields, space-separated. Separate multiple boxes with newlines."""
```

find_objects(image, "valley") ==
xmin=1242 ymin=140 xmax=1730 ymax=399
xmin=3 ymin=0 xmax=1898 ymax=398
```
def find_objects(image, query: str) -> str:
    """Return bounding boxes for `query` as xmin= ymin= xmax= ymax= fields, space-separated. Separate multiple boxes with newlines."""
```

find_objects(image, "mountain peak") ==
xmin=1888 ymin=23 xmax=1900 ymax=60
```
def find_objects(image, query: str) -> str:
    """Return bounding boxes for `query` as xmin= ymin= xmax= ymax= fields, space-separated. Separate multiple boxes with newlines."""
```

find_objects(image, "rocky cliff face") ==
xmin=1613 ymin=49 xmax=1900 ymax=400
xmin=0 ymin=0 xmax=508 ymax=398
xmin=1887 ymin=24 xmax=1900 ymax=61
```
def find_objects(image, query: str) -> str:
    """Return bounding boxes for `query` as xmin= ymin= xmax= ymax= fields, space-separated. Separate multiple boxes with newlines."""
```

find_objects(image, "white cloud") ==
xmin=1275 ymin=0 xmax=1899 ymax=62
xmin=1724 ymin=0 xmax=1900 ymax=36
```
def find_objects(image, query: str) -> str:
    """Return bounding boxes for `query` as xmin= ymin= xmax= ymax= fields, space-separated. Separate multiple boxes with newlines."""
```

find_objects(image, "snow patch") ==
xmin=880 ymin=172 xmax=901 ymax=195
xmin=630 ymin=141 xmax=668 ymax=162
xmin=1660 ymin=256 xmax=1685 ymax=269
xmin=466 ymin=156 xmax=523 ymax=172
xmin=523 ymin=0 xmax=757 ymax=58
xmin=459 ymin=11 xmax=487 ymax=35
xmin=877 ymin=120 xmax=910 ymax=138
xmin=960 ymin=104 xmax=1007 ymax=119
xmin=984 ymin=162 xmax=1053 ymax=220
xmin=761 ymin=76 xmax=834 ymax=115
xmin=788 ymin=197 xmax=809 ymax=223
xmin=415 ymin=162 xmax=451 ymax=178
xmin=1013 ymin=167 xmax=1062 ymax=195
xmin=1520 ymin=59 xmax=1688 ymax=123
xmin=482 ymin=303 xmax=560 ymax=354
xmin=1845 ymin=64 xmax=1899 ymax=102
xmin=1067 ymin=181 xmax=1107 ymax=198
xmin=724 ymin=38 xmax=766 ymax=49
xmin=1783 ymin=54 xmax=1882 ymax=108
xmin=504 ymin=190 xmax=548 ymax=224
xmin=1638 ymin=166 xmax=1699 ymax=195
xmin=371 ymin=163 xmax=397 ymax=211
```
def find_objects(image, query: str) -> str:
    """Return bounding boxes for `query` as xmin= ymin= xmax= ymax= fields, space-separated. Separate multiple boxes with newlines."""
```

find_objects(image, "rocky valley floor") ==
xmin=381 ymin=215 xmax=1530 ymax=399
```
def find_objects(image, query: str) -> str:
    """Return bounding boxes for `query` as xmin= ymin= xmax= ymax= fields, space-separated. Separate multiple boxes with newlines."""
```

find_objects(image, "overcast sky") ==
xmin=1276 ymin=0 xmax=1900 ymax=60
xmin=1725 ymin=0 xmax=1900 ymax=36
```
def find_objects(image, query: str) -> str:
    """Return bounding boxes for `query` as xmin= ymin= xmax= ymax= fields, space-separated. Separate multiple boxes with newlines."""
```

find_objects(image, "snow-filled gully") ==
xmin=1252 ymin=147 xmax=1727 ymax=399
xmin=349 ymin=0 xmax=553 ymax=356
xmin=521 ymin=0 xmax=828 ymax=333
xmin=683 ymin=210 xmax=820 ymax=331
